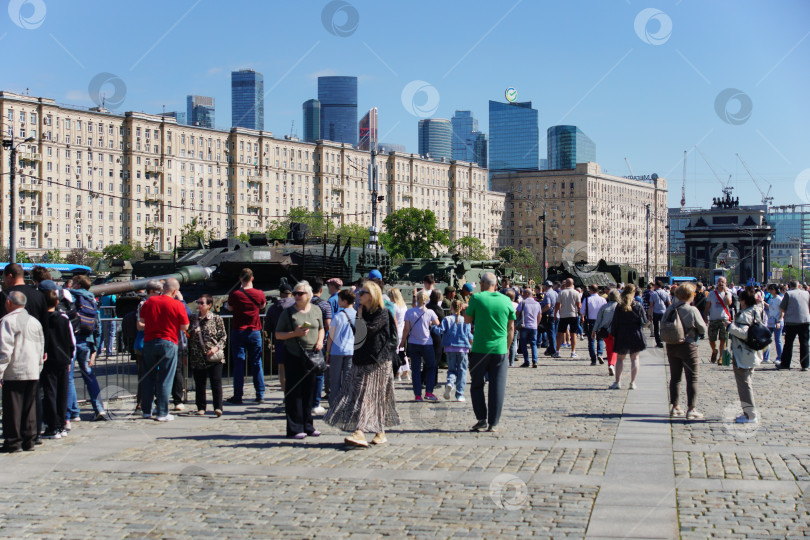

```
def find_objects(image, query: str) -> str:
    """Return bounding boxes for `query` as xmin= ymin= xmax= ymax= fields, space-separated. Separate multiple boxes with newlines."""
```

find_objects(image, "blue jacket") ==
xmin=71 ymin=288 xmax=102 ymax=353
xmin=440 ymin=315 xmax=473 ymax=349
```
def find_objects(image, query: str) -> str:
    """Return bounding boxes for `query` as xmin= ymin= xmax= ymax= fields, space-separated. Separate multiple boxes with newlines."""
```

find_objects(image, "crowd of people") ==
xmin=1 ymin=260 xmax=806 ymax=453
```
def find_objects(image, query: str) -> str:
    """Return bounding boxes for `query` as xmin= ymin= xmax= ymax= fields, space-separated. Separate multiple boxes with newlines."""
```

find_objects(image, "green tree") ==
xmin=267 ymin=207 xmax=336 ymax=240
xmin=336 ymin=222 xmax=370 ymax=244
xmin=180 ymin=217 xmax=214 ymax=248
xmin=451 ymin=236 xmax=490 ymax=260
xmin=102 ymin=244 xmax=134 ymax=264
xmin=15 ymin=250 xmax=32 ymax=263
xmin=380 ymin=208 xmax=450 ymax=259
xmin=65 ymin=247 xmax=102 ymax=268
xmin=498 ymin=247 xmax=541 ymax=282
xmin=41 ymin=249 xmax=66 ymax=263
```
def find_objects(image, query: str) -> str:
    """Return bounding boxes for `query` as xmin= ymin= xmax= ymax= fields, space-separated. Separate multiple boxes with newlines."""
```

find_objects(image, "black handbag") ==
xmin=301 ymin=347 xmax=327 ymax=373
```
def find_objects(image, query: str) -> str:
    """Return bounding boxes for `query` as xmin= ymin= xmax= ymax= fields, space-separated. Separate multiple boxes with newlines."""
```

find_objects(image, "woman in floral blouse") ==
xmin=188 ymin=294 xmax=227 ymax=416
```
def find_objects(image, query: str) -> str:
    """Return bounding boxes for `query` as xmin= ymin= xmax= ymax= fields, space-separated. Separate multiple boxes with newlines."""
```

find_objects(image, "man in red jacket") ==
xmin=226 ymin=268 xmax=266 ymax=404
xmin=139 ymin=278 xmax=189 ymax=421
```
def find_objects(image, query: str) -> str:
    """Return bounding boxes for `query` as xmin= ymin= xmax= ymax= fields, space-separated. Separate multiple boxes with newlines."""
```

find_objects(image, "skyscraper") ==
xmin=472 ymin=132 xmax=488 ymax=169
xmin=488 ymin=100 xmax=539 ymax=174
xmin=358 ymin=107 xmax=378 ymax=151
xmin=418 ymin=118 xmax=452 ymax=161
xmin=231 ymin=69 xmax=264 ymax=130
xmin=318 ymin=76 xmax=358 ymax=145
xmin=451 ymin=110 xmax=478 ymax=162
xmin=158 ymin=111 xmax=186 ymax=125
xmin=547 ymin=125 xmax=596 ymax=170
xmin=302 ymin=99 xmax=321 ymax=142
xmin=187 ymin=95 xmax=215 ymax=128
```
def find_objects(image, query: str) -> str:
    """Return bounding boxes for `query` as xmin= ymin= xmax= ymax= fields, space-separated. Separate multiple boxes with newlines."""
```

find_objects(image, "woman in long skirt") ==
xmin=324 ymin=281 xmax=400 ymax=447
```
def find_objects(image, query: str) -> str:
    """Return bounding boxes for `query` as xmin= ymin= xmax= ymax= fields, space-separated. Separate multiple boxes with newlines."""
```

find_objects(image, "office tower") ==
xmin=231 ymin=69 xmax=264 ymax=130
xmin=472 ymin=132 xmax=488 ymax=169
xmin=318 ymin=76 xmax=358 ymax=145
xmin=418 ymin=118 xmax=452 ymax=161
xmin=451 ymin=110 xmax=487 ymax=167
xmin=358 ymin=107 xmax=378 ymax=151
xmin=158 ymin=111 xmax=186 ymax=125
xmin=539 ymin=158 xmax=548 ymax=170
xmin=302 ymin=99 xmax=321 ymax=142
xmin=547 ymin=125 xmax=596 ymax=170
xmin=488 ymin=100 xmax=539 ymax=174
xmin=378 ymin=142 xmax=406 ymax=153
xmin=187 ymin=95 xmax=215 ymax=128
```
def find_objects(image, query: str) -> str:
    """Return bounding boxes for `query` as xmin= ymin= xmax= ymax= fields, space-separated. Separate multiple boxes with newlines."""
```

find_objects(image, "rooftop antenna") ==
xmin=680 ymin=150 xmax=687 ymax=208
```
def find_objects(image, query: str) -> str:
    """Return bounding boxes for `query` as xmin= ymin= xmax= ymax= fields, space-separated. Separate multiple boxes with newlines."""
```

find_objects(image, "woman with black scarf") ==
xmin=324 ymin=281 xmax=400 ymax=447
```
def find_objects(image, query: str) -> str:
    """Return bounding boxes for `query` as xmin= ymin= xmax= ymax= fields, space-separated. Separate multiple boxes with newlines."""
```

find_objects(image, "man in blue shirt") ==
xmin=540 ymin=282 xmax=558 ymax=356
xmin=516 ymin=288 xmax=542 ymax=367
xmin=326 ymin=289 xmax=356 ymax=405
xmin=648 ymin=281 xmax=671 ymax=348
xmin=326 ymin=278 xmax=342 ymax=316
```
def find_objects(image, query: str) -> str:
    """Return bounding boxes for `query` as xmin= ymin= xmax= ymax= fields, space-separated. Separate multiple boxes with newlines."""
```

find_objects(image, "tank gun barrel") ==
xmin=90 ymin=265 xmax=213 ymax=296
xmin=468 ymin=260 xmax=502 ymax=268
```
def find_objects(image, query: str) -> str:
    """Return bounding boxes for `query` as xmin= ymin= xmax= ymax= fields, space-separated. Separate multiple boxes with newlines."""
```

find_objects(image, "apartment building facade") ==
xmin=491 ymin=162 xmax=668 ymax=277
xmin=0 ymin=92 xmax=504 ymax=257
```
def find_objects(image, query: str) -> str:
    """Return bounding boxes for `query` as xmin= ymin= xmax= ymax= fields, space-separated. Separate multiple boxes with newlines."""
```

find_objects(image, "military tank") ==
xmin=546 ymin=259 xmax=645 ymax=289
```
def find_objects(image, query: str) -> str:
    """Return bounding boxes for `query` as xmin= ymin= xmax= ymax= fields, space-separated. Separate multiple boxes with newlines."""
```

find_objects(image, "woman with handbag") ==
xmin=727 ymin=287 xmax=764 ymax=424
xmin=592 ymin=289 xmax=620 ymax=377
xmin=388 ymin=288 xmax=410 ymax=381
xmin=400 ymin=290 xmax=441 ymax=402
xmin=325 ymin=281 xmax=400 ymax=447
xmin=188 ymin=294 xmax=227 ymax=417
xmin=275 ymin=281 xmax=325 ymax=439
xmin=609 ymin=285 xmax=648 ymax=390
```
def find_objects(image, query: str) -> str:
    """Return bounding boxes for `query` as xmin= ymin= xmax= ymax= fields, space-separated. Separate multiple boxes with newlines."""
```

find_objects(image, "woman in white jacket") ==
xmin=727 ymin=286 xmax=764 ymax=424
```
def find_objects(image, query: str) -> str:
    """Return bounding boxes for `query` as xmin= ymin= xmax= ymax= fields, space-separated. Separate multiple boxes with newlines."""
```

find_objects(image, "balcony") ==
xmin=462 ymin=196 xmax=473 ymax=204
xmin=20 ymin=182 xmax=43 ymax=193
xmin=145 ymin=224 xmax=164 ymax=232
xmin=20 ymin=212 xmax=43 ymax=224
xmin=144 ymin=193 xmax=164 ymax=203
xmin=145 ymin=164 xmax=164 ymax=174
xmin=247 ymin=200 xmax=262 ymax=210
xmin=19 ymin=153 xmax=41 ymax=163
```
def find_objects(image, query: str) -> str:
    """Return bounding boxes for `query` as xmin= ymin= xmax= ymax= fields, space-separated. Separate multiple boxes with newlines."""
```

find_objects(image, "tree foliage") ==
xmin=66 ymin=247 xmax=102 ymax=268
xmin=267 ymin=207 xmax=337 ymax=241
xmin=102 ymin=244 xmax=133 ymax=264
xmin=336 ymin=222 xmax=370 ymax=244
xmin=41 ymin=249 xmax=66 ymax=263
xmin=180 ymin=217 xmax=214 ymax=248
xmin=498 ymin=247 xmax=542 ymax=282
xmin=380 ymin=208 xmax=450 ymax=259
xmin=451 ymin=236 xmax=490 ymax=260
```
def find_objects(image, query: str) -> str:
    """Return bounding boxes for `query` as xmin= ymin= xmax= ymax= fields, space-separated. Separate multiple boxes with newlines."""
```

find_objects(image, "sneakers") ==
xmin=42 ymin=429 xmax=62 ymax=439
xmin=520 ymin=362 xmax=530 ymax=368
xmin=609 ymin=382 xmax=621 ymax=390
xmin=629 ymin=382 xmax=637 ymax=390
xmin=552 ymin=353 xmax=561 ymax=359
xmin=591 ymin=360 xmax=597 ymax=366
xmin=444 ymin=383 xmax=453 ymax=400
xmin=172 ymin=403 xmax=186 ymax=412
xmin=91 ymin=413 xmax=108 ymax=422
xmin=154 ymin=414 xmax=175 ymax=422
xmin=532 ymin=363 xmax=538 ymax=368
xmin=59 ymin=429 xmax=68 ymax=438
xmin=486 ymin=425 xmax=499 ymax=433
xmin=424 ymin=393 xmax=438 ymax=402
xmin=371 ymin=432 xmax=387 ymax=445
xmin=312 ymin=406 xmax=327 ymax=415
xmin=670 ymin=406 xmax=684 ymax=417
xmin=608 ymin=365 xmax=615 ymax=376
xmin=254 ymin=397 xmax=264 ymax=403
xmin=64 ymin=420 xmax=72 ymax=432
xmin=597 ymin=356 xmax=605 ymax=365
xmin=414 ymin=395 xmax=423 ymax=402
xmin=656 ymin=343 xmax=664 ymax=348
xmin=142 ymin=413 xmax=153 ymax=419
xmin=686 ymin=410 xmax=704 ymax=420
xmin=292 ymin=432 xmax=307 ymax=440
xmin=196 ymin=410 xmax=206 ymax=416
xmin=308 ymin=430 xmax=321 ymax=437
xmin=456 ymin=396 xmax=466 ymax=402
xmin=470 ymin=419 xmax=488 ymax=432
xmin=735 ymin=414 xmax=758 ymax=424
xmin=345 ymin=430 xmax=368 ymax=447
xmin=225 ymin=396 xmax=243 ymax=405
xmin=570 ymin=352 xmax=578 ymax=359
xmin=215 ymin=409 xmax=223 ymax=417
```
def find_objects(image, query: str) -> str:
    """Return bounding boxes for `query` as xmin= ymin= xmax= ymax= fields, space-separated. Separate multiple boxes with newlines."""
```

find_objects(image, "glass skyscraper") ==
xmin=488 ymin=100 xmax=539 ymax=174
xmin=302 ymin=99 xmax=321 ymax=142
xmin=187 ymin=95 xmax=215 ymax=128
xmin=231 ymin=69 xmax=264 ymax=131
xmin=418 ymin=118 xmax=452 ymax=161
xmin=358 ymin=107 xmax=378 ymax=151
xmin=451 ymin=110 xmax=487 ymax=168
xmin=318 ymin=76 xmax=357 ymax=145
xmin=547 ymin=125 xmax=596 ymax=170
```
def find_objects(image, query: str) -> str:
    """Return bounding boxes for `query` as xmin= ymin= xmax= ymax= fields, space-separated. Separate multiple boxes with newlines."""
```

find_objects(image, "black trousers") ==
xmin=2 ymin=380 xmax=39 ymax=451
xmin=652 ymin=312 xmax=664 ymax=346
xmin=41 ymin=362 xmax=69 ymax=431
xmin=667 ymin=342 xmax=699 ymax=409
xmin=172 ymin=356 xmax=186 ymax=405
xmin=134 ymin=352 xmax=143 ymax=409
xmin=284 ymin=354 xmax=316 ymax=436
xmin=192 ymin=363 xmax=223 ymax=411
xmin=781 ymin=323 xmax=810 ymax=369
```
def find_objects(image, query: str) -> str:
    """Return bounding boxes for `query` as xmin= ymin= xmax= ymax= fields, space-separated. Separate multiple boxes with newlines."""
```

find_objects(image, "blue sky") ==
xmin=3 ymin=0 xmax=809 ymax=208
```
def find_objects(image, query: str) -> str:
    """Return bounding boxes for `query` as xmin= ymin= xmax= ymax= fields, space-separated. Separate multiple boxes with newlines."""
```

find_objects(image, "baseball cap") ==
xmin=543 ymin=281 xmax=553 ymax=287
xmin=38 ymin=279 xmax=59 ymax=292
xmin=368 ymin=269 xmax=382 ymax=280
xmin=326 ymin=278 xmax=343 ymax=287
xmin=279 ymin=283 xmax=292 ymax=293
xmin=462 ymin=283 xmax=474 ymax=292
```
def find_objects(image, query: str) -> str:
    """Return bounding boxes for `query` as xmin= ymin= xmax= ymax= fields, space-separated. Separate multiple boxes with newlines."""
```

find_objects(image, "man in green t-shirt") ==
xmin=464 ymin=272 xmax=516 ymax=432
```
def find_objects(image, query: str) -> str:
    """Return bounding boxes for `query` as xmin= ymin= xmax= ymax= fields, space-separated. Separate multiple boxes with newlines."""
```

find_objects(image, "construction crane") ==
xmin=696 ymin=146 xmax=733 ymax=199
xmin=681 ymin=150 xmax=686 ymax=208
xmin=736 ymin=153 xmax=773 ymax=206
xmin=624 ymin=157 xmax=635 ymax=177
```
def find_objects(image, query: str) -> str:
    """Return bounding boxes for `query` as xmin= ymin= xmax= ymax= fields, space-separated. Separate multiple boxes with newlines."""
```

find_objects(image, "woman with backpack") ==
xmin=440 ymin=299 xmax=473 ymax=401
xmin=727 ymin=286 xmax=766 ymax=424
xmin=609 ymin=285 xmax=648 ymax=390
xmin=662 ymin=283 xmax=707 ymax=419
xmin=592 ymin=289 xmax=620 ymax=377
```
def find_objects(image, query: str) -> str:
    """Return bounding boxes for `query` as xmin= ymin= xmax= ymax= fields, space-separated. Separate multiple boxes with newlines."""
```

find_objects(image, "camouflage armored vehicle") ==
xmin=546 ymin=259 xmax=645 ymax=289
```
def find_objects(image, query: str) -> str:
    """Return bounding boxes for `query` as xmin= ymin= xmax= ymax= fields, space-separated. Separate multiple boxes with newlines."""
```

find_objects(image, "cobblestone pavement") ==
xmin=1 ymin=334 xmax=808 ymax=538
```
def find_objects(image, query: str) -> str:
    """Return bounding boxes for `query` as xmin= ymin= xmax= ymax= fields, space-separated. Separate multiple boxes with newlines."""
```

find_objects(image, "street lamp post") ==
xmin=644 ymin=203 xmax=651 ymax=284
xmin=512 ymin=194 xmax=548 ymax=281
xmin=3 ymin=135 xmax=35 ymax=264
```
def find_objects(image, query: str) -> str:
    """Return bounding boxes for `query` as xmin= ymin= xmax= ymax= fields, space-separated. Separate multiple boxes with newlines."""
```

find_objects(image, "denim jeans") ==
xmin=102 ymin=320 xmax=117 ymax=355
xmin=74 ymin=342 xmax=104 ymax=415
xmin=231 ymin=329 xmax=265 ymax=400
xmin=764 ymin=325 xmax=782 ymax=362
xmin=544 ymin=318 xmax=557 ymax=352
xmin=65 ymin=356 xmax=81 ymax=420
xmin=141 ymin=339 xmax=178 ymax=418
xmin=312 ymin=372 xmax=324 ymax=409
xmin=445 ymin=351 xmax=468 ymax=399
xmin=328 ymin=354 xmax=352 ymax=407
xmin=508 ymin=333 xmax=518 ymax=365
xmin=469 ymin=352 xmax=508 ymax=426
xmin=407 ymin=343 xmax=436 ymax=397
xmin=519 ymin=328 xmax=538 ymax=365
xmin=584 ymin=320 xmax=605 ymax=362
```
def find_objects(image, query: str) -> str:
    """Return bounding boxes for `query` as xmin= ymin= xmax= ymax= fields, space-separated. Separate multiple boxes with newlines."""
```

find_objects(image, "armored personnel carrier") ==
xmin=546 ymin=259 xmax=645 ymax=289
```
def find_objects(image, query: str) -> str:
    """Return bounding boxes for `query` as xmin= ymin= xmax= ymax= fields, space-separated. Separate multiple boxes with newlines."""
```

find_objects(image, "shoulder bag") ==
xmin=283 ymin=307 xmax=327 ymax=373
xmin=195 ymin=316 xmax=224 ymax=363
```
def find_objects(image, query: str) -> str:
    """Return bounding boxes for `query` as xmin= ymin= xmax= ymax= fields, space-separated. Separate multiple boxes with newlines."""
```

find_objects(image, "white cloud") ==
xmin=65 ymin=90 xmax=87 ymax=101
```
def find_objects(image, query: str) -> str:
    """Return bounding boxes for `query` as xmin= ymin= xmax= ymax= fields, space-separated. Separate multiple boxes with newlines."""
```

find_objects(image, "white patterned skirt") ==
xmin=323 ymin=360 xmax=400 ymax=433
